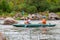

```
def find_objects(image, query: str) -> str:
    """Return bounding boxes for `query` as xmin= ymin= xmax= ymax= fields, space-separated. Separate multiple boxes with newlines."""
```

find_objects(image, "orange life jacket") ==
xmin=42 ymin=19 xmax=46 ymax=24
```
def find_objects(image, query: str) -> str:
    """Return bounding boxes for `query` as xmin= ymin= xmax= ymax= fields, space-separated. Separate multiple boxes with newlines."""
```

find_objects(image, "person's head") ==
xmin=27 ymin=17 xmax=30 ymax=19
xmin=42 ymin=16 xmax=46 ymax=19
xmin=25 ymin=18 xmax=27 ymax=20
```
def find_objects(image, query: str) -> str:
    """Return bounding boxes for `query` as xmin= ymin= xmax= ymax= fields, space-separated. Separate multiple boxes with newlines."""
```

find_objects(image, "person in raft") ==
xmin=42 ymin=16 xmax=46 ymax=24
xmin=41 ymin=16 xmax=48 ymax=34
xmin=24 ymin=17 xmax=31 ymax=24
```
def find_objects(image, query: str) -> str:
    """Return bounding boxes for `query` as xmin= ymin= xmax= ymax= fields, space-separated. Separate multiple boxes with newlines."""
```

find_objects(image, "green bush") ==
xmin=25 ymin=6 xmax=37 ymax=13
xmin=49 ymin=6 xmax=60 ymax=12
xmin=0 ymin=0 xmax=14 ymax=13
xmin=0 ymin=0 xmax=60 ymax=15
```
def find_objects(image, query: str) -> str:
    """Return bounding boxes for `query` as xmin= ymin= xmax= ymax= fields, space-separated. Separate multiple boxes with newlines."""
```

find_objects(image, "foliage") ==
xmin=25 ymin=6 xmax=37 ymax=13
xmin=0 ymin=0 xmax=11 ymax=12
xmin=0 ymin=0 xmax=60 ymax=14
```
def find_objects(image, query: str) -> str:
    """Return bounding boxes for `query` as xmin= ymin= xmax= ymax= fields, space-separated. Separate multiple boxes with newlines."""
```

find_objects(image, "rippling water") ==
xmin=0 ymin=20 xmax=60 ymax=40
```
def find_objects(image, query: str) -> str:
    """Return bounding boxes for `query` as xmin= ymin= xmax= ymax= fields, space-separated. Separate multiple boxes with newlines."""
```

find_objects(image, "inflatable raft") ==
xmin=13 ymin=23 xmax=56 ymax=27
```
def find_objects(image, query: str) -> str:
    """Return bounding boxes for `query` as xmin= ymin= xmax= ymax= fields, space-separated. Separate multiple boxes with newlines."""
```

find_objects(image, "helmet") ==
xmin=42 ymin=16 xmax=46 ymax=18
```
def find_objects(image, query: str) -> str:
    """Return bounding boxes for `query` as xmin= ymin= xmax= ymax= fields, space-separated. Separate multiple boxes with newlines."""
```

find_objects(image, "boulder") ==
xmin=49 ymin=12 xmax=60 ymax=20
xmin=3 ymin=17 xmax=18 ymax=25
xmin=27 ymin=14 xmax=42 ymax=20
xmin=20 ymin=16 xmax=26 ymax=20
xmin=13 ymin=12 xmax=22 ymax=18
xmin=0 ymin=17 xmax=5 ymax=20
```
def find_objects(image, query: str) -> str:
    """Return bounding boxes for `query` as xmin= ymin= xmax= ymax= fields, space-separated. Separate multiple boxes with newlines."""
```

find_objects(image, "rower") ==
xmin=41 ymin=16 xmax=47 ymax=34
xmin=42 ymin=16 xmax=46 ymax=24
xmin=24 ymin=17 xmax=31 ymax=24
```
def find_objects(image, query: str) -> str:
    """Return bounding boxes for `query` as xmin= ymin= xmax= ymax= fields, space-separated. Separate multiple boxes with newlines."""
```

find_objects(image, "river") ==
xmin=0 ymin=20 xmax=60 ymax=40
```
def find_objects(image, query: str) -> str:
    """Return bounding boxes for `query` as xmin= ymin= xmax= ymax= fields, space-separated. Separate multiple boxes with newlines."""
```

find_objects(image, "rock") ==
xmin=13 ymin=12 xmax=22 ymax=18
xmin=49 ymin=12 xmax=60 ymax=20
xmin=20 ymin=16 xmax=25 ymax=20
xmin=3 ymin=17 xmax=18 ymax=25
xmin=28 ymin=14 xmax=32 ymax=19
xmin=27 ymin=14 xmax=42 ymax=20
xmin=0 ymin=17 xmax=5 ymax=20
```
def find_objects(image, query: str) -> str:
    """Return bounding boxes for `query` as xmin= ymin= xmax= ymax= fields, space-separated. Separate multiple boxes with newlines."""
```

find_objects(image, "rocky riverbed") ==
xmin=0 ymin=20 xmax=60 ymax=40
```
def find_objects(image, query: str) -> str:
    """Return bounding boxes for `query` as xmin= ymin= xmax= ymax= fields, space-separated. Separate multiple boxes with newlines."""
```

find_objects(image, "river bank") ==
xmin=0 ymin=12 xmax=60 ymax=20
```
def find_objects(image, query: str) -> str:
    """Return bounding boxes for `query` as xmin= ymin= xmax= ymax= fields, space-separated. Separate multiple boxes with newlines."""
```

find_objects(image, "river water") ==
xmin=0 ymin=20 xmax=60 ymax=40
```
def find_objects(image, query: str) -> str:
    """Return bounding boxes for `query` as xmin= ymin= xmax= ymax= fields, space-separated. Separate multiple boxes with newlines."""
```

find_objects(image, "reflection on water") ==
xmin=0 ymin=20 xmax=60 ymax=40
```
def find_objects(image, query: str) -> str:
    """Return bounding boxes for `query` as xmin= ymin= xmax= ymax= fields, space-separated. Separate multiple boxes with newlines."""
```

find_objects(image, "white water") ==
xmin=0 ymin=20 xmax=60 ymax=40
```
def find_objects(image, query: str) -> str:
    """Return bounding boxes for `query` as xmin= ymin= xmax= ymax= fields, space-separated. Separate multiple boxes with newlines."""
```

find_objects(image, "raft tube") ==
xmin=13 ymin=24 xmax=56 ymax=27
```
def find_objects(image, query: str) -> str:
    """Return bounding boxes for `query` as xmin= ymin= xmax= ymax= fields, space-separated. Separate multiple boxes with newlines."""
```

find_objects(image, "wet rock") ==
xmin=3 ymin=17 xmax=18 ymax=25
